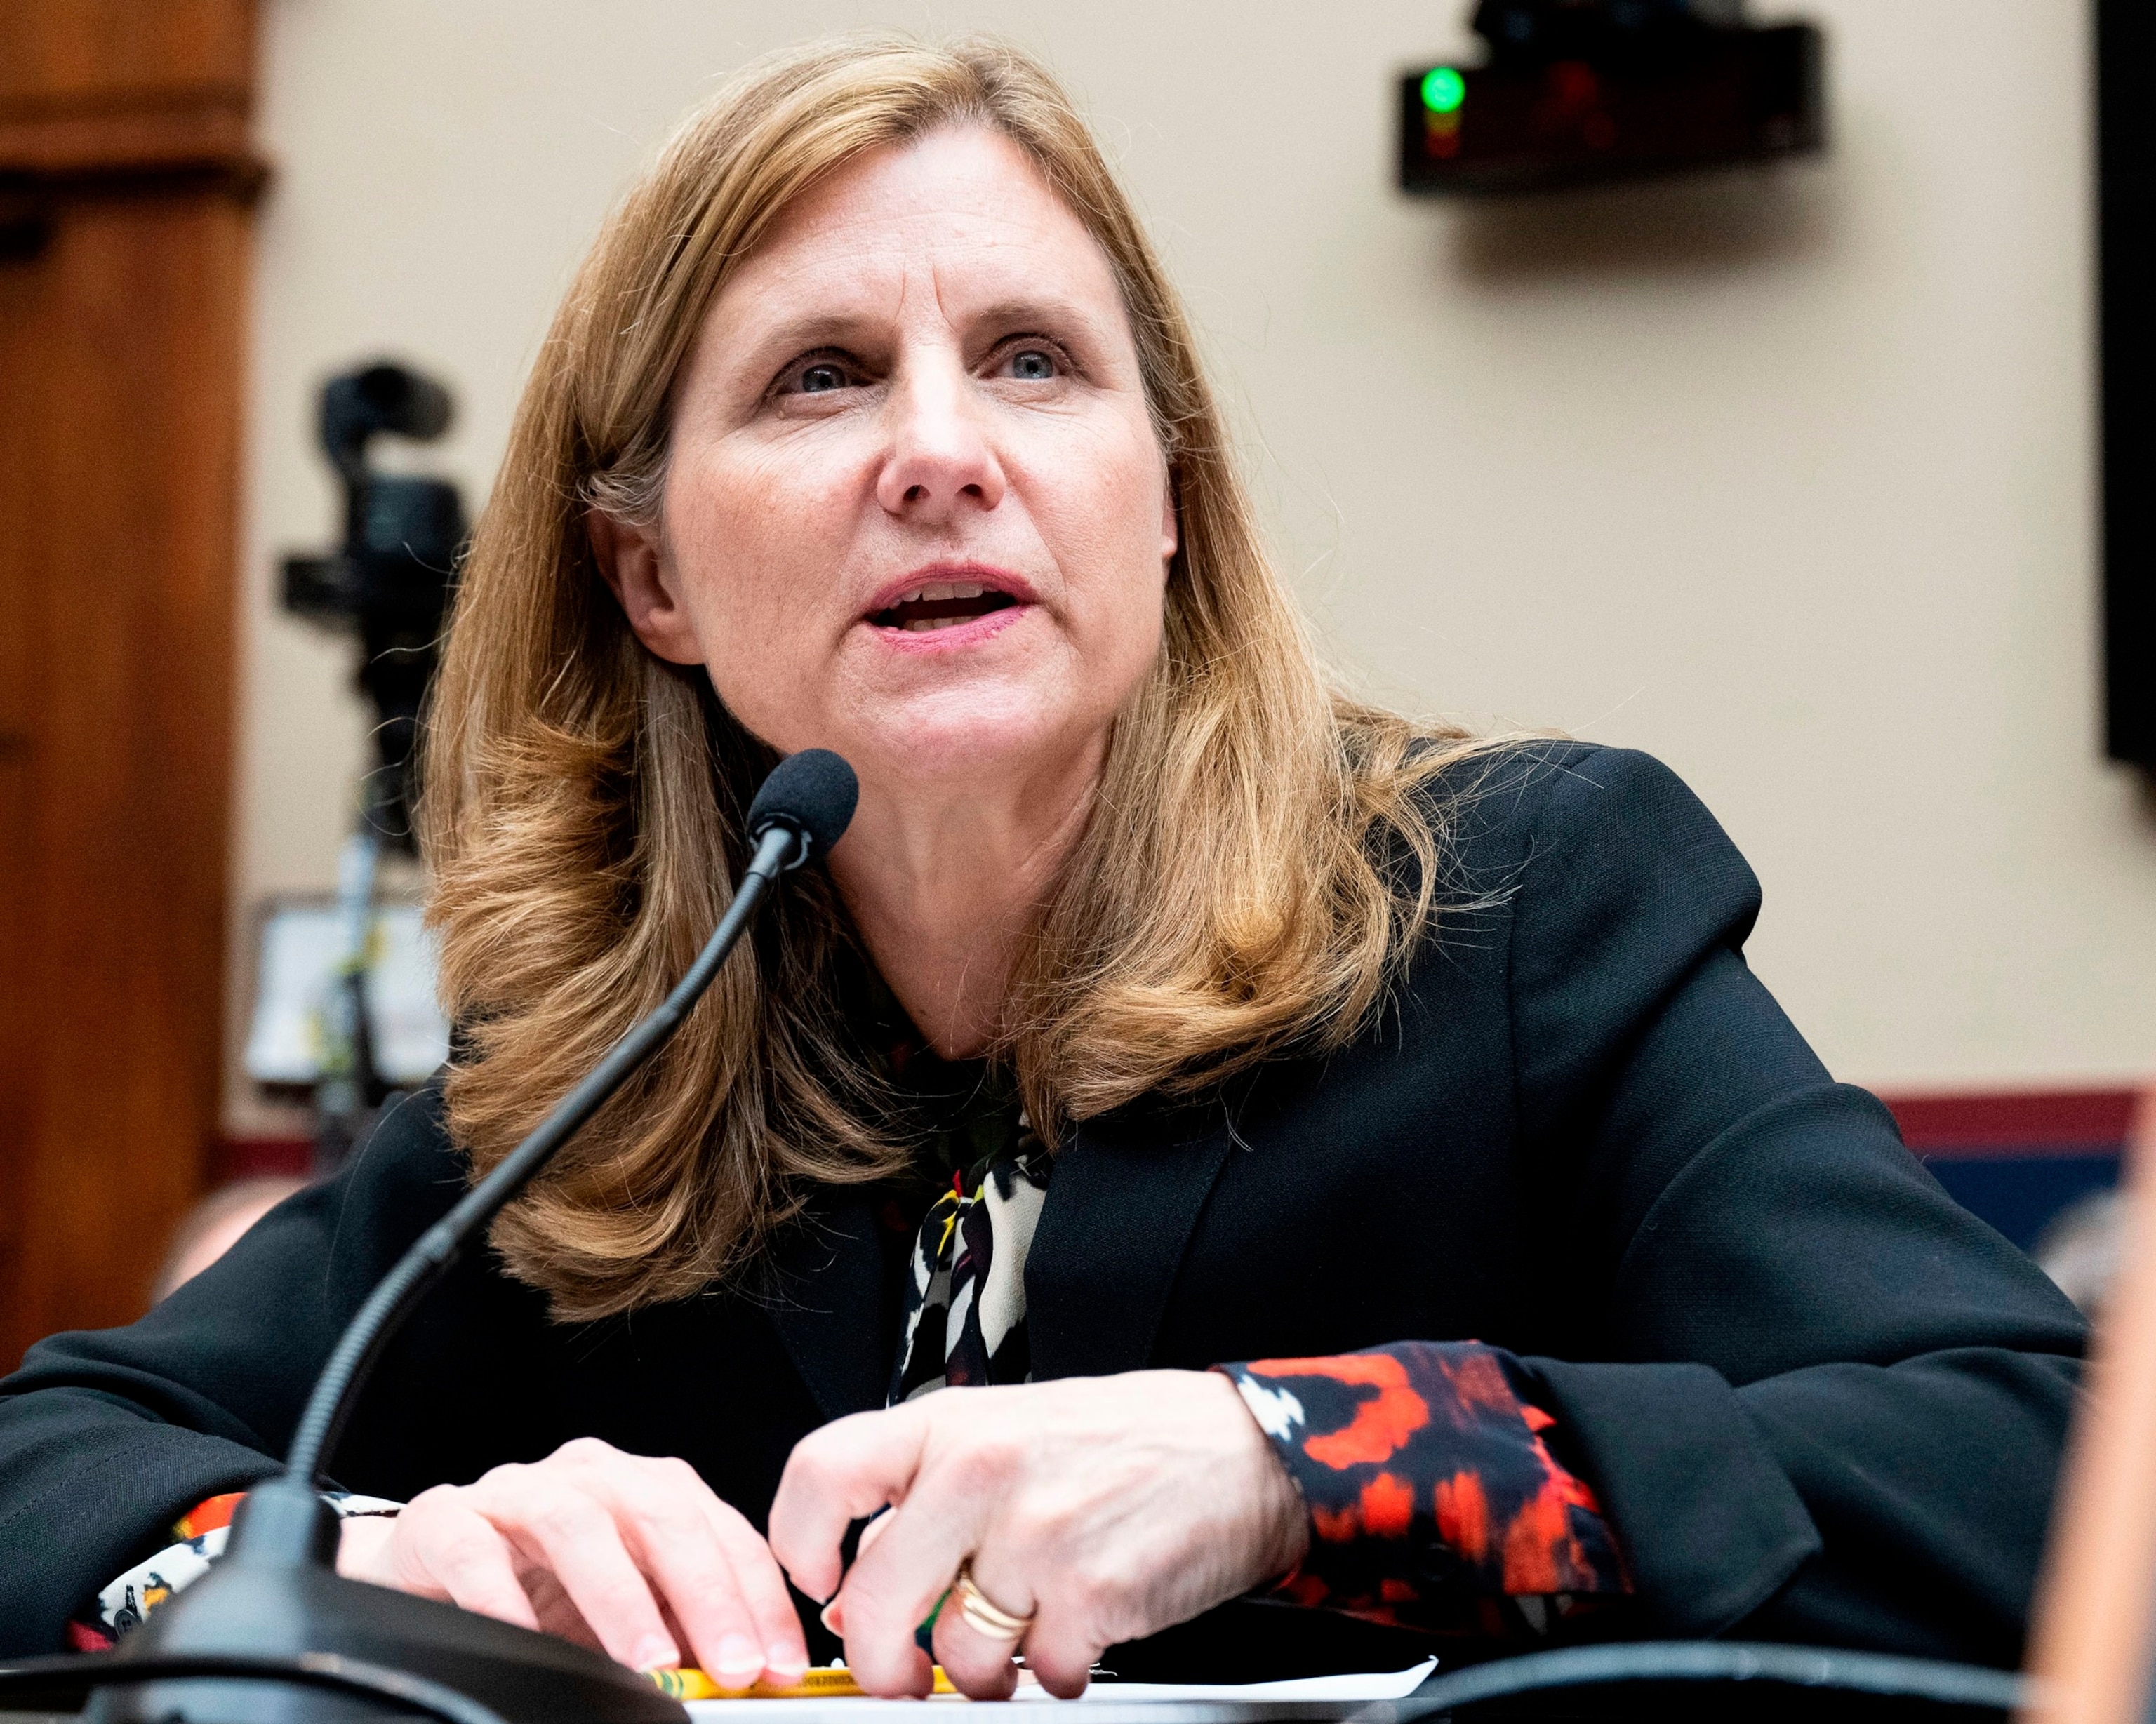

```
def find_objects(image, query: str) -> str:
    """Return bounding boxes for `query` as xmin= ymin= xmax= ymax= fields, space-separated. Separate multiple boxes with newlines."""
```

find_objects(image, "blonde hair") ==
xmin=422 ymin=33 xmax=1486 ymax=1321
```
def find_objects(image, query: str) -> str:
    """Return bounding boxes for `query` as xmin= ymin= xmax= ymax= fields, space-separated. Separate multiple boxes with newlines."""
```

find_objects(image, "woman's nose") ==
xmin=875 ymin=367 xmax=1006 ymax=521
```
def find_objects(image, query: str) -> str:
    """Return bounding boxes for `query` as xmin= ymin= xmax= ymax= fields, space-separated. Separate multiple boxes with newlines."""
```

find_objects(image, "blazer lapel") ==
xmin=762 ymin=1191 xmax=887 ymax=1423
xmin=1025 ymin=1100 xmax=1237 ymax=1382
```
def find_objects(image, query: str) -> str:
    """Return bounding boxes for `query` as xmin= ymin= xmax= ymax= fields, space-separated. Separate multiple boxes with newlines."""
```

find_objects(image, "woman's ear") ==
xmin=1159 ymin=466 xmax=1180 ymax=571
xmin=587 ymin=509 xmax=705 ymax=665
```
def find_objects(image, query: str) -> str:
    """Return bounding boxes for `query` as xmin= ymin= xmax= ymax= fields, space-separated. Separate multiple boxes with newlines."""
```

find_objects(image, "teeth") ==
xmin=900 ymin=615 xmax=970 ymax=632
xmin=887 ymin=580 xmax=990 ymax=610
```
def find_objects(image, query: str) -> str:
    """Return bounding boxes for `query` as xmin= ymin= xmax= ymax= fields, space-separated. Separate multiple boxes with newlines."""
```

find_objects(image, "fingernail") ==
xmin=632 ymin=1638 xmax=679 ymax=1673
xmin=820 ymin=1601 xmax=844 ymax=1636
xmin=766 ymin=1646 xmax=808 ymax=1681
xmin=717 ymin=1634 xmax=762 ymax=1681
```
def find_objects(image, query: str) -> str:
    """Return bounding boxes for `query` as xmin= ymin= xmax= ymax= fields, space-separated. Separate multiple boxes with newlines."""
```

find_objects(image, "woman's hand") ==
xmin=766 ymin=1370 xmax=1310 ymax=1699
xmin=335 ymin=1436 xmax=809 ymax=1687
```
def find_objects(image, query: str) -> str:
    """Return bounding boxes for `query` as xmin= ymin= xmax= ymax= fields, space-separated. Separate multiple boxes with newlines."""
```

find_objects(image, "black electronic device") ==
xmin=2098 ymin=0 xmax=2152 ymax=767
xmin=283 ymin=361 xmax=467 ymax=846
xmin=55 ymin=751 xmax=858 ymax=1724
xmin=1399 ymin=0 xmax=1824 ymax=196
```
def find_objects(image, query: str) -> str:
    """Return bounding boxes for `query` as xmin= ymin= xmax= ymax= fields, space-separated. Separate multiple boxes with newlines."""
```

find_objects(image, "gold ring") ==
xmin=952 ymin=1561 xmax=1034 ymax=1643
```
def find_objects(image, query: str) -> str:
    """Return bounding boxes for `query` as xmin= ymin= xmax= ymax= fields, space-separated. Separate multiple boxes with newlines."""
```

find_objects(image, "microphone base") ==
xmin=90 ymin=1553 xmax=686 ymax=1724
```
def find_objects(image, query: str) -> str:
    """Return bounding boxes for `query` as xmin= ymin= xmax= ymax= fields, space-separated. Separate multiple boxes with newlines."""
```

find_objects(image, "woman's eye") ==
xmin=772 ymin=353 xmax=858 ymax=399
xmin=1005 ymin=347 xmax=1058 ymax=381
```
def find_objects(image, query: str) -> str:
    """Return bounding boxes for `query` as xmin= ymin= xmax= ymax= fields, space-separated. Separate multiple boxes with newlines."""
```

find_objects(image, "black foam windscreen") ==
xmin=746 ymin=748 xmax=859 ymax=861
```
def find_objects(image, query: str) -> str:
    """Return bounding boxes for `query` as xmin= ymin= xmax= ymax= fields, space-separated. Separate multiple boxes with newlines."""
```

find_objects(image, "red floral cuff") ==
xmin=1218 ymin=1342 xmax=1630 ymax=1638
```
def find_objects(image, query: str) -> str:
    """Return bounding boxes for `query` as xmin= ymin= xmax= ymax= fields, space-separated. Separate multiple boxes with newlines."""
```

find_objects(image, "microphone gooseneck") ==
xmin=267 ymin=747 xmax=859 ymax=1525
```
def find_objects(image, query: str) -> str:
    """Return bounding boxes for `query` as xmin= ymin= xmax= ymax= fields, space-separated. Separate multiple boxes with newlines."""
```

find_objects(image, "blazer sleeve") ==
xmin=0 ymin=1088 xmax=463 ymax=1654
xmin=1500 ymin=746 xmax=2087 ymax=1664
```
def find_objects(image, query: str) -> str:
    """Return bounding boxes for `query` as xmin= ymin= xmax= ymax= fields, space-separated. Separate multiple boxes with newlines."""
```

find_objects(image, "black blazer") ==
xmin=0 ymin=745 xmax=2085 ymax=1669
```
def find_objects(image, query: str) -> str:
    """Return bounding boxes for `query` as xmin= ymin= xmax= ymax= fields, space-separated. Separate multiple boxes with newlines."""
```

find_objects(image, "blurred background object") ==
xmin=1888 ymin=1089 xmax=2142 ymax=1269
xmin=281 ymin=359 xmax=463 ymax=850
xmin=277 ymin=359 xmax=464 ymax=1168
xmin=2023 ymin=1090 xmax=2156 ymax=1724
xmin=149 ymin=1174 xmax=307 ymax=1304
xmin=2036 ymin=1189 xmax=2125 ymax=1322
xmin=1399 ymin=0 xmax=1826 ymax=196
xmin=243 ymin=899 xmax=451 ymax=1098
xmin=2096 ymin=0 xmax=2152 ymax=768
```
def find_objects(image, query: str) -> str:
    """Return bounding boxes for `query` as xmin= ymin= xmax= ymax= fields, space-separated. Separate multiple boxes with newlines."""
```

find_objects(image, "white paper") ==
xmin=683 ymin=1661 xmax=1437 ymax=1718
xmin=1076 ymin=1662 xmax=1436 ymax=1702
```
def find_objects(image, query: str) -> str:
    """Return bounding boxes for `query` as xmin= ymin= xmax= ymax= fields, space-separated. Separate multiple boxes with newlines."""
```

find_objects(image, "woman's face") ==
xmin=606 ymin=126 xmax=1176 ymax=808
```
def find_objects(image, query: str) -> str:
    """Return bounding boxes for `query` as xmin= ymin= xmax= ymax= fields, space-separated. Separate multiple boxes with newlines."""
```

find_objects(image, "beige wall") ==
xmin=227 ymin=0 xmax=2155 ymax=1132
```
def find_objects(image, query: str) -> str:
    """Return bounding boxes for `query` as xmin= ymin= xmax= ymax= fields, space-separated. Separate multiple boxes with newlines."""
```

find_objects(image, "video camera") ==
xmin=282 ymin=361 xmax=465 ymax=848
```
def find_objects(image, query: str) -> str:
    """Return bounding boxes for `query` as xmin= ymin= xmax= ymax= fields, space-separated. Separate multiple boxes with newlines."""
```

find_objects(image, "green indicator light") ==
xmin=1421 ymin=67 xmax=1465 ymax=114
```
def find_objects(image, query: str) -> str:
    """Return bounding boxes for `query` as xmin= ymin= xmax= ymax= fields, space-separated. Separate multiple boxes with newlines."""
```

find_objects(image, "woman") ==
xmin=0 ymin=34 xmax=2082 ymax=1695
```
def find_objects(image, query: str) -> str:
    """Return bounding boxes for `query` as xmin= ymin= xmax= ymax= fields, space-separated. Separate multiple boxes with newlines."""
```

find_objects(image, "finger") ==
xmin=474 ymin=1471 xmax=679 ymax=1672
xmin=769 ymin=1408 xmax=932 ymax=1605
xmin=398 ymin=1497 xmax=543 ymax=1633
xmin=854 ymin=1507 xmax=895 ymax=1557
xmin=1017 ymin=1610 xmax=1103 ymax=1700
xmin=929 ymin=1587 xmax=1021 ymax=1701
xmin=964 ymin=1529 xmax=1088 ymax=1698
xmin=334 ymin=1513 xmax=399 ymax=1585
xmin=699 ymin=1497 xmax=811 ymax=1678
xmin=519 ymin=1562 xmax=606 ymax=1648
xmin=596 ymin=1464 xmax=770 ymax=1686
xmin=820 ymin=1509 xmax=893 ymax=1638
xmin=834 ymin=1491 xmax=997 ymax=1695
xmin=545 ymin=1442 xmax=804 ymax=1679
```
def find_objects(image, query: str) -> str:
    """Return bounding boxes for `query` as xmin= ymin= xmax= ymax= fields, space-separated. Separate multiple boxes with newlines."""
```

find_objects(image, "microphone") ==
xmin=90 ymin=751 xmax=858 ymax=1724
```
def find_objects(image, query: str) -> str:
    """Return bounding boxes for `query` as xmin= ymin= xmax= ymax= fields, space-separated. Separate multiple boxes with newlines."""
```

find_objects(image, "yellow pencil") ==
xmin=648 ymin=1665 xmax=959 ymax=1700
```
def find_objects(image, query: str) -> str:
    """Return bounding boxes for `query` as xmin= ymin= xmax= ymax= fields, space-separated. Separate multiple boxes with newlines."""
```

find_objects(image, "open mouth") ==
xmin=869 ymin=581 xmax=1021 ymax=633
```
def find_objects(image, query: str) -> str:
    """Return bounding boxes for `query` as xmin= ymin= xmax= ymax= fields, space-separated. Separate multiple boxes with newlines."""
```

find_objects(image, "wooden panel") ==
xmin=0 ymin=94 xmax=253 ymax=182
xmin=0 ymin=0 xmax=255 ymax=1370
xmin=0 ymin=0 xmax=258 ymax=192
xmin=0 ymin=0 xmax=251 ymax=107
xmin=0 ymin=213 xmax=39 ymax=1332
